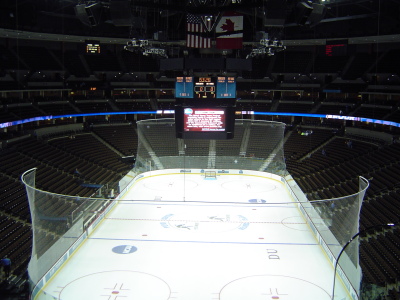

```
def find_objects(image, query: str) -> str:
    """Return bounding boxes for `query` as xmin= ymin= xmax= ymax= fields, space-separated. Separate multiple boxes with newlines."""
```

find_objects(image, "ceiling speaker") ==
xmin=110 ymin=0 xmax=133 ymax=27
xmin=295 ymin=2 xmax=313 ymax=26
xmin=74 ymin=3 xmax=102 ymax=27
xmin=308 ymin=3 xmax=327 ymax=27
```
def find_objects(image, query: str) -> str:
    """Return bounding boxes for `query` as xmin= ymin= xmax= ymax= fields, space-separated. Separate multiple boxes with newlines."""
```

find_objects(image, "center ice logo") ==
xmin=160 ymin=214 xmax=249 ymax=232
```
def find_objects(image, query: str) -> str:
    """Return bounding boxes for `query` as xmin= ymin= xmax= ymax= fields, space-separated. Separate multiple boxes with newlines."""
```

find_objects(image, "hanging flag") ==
xmin=216 ymin=12 xmax=243 ymax=49
xmin=186 ymin=13 xmax=212 ymax=48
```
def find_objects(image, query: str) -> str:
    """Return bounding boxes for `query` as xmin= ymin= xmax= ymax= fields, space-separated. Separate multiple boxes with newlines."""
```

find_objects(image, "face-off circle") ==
xmin=221 ymin=180 xmax=276 ymax=193
xmin=58 ymin=270 xmax=171 ymax=300
xmin=144 ymin=178 xmax=198 ymax=191
xmin=219 ymin=275 xmax=330 ymax=300
xmin=282 ymin=216 xmax=331 ymax=232
xmin=281 ymin=216 xmax=309 ymax=231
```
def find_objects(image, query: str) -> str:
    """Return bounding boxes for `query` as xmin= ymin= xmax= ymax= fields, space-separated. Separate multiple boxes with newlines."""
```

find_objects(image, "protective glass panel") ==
xmin=134 ymin=119 xmax=287 ymax=176
xmin=22 ymin=119 xmax=370 ymax=300
xmin=333 ymin=223 xmax=398 ymax=300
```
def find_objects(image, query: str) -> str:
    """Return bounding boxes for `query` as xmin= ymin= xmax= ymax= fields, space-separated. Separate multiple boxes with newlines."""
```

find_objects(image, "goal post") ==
xmin=204 ymin=171 xmax=217 ymax=180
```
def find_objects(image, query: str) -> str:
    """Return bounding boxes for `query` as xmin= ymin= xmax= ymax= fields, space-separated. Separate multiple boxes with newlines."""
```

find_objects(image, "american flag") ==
xmin=186 ymin=13 xmax=212 ymax=48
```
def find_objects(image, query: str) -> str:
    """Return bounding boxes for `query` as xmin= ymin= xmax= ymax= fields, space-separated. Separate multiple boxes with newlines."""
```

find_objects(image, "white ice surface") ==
xmin=37 ymin=173 xmax=349 ymax=300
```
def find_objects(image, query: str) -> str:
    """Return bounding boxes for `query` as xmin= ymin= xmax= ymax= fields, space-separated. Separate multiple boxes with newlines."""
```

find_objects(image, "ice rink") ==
xmin=36 ymin=171 xmax=349 ymax=300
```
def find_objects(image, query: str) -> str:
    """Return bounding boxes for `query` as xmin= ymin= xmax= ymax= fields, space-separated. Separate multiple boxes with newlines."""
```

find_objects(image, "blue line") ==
xmin=88 ymin=236 xmax=327 ymax=246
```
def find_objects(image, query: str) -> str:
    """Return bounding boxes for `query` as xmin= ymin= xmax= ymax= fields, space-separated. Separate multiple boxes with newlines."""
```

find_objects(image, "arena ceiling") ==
xmin=0 ymin=0 xmax=399 ymax=44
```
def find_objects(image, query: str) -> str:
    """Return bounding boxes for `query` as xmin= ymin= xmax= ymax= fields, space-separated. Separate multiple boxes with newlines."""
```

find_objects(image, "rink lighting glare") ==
xmin=1 ymin=112 xmax=400 ymax=129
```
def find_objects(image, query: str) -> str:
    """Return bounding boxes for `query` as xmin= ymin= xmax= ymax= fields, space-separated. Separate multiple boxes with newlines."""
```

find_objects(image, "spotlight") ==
xmin=124 ymin=38 xmax=168 ymax=58
xmin=246 ymin=36 xmax=286 ymax=58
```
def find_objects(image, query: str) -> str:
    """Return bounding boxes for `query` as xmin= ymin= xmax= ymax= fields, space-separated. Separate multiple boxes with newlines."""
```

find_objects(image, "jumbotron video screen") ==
xmin=183 ymin=108 xmax=225 ymax=132
xmin=174 ymin=76 xmax=236 ymax=139
xmin=175 ymin=107 xmax=235 ymax=140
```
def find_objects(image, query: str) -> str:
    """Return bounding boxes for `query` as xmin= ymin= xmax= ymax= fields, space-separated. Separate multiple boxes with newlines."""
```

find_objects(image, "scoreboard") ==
xmin=325 ymin=39 xmax=348 ymax=56
xmin=175 ymin=106 xmax=235 ymax=140
xmin=174 ymin=76 xmax=236 ymax=139
xmin=85 ymin=40 xmax=101 ymax=54
xmin=175 ymin=77 xmax=194 ymax=98
xmin=194 ymin=77 xmax=216 ymax=98
xmin=216 ymin=76 xmax=236 ymax=98
xmin=175 ymin=76 xmax=236 ymax=99
xmin=183 ymin=108 xmax=225 ymax=132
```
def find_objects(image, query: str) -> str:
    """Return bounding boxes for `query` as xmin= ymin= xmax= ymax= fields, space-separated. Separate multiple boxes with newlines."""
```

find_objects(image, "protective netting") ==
xmin=22 ymin=169 xmax=111 ymax=296
xmin=134 ymin=119 xmax=287 ymax=176
xmin=291 ymin=176 xmax=369 ymax=298
xmin=21 ymin=119 xmax=369 ymax=299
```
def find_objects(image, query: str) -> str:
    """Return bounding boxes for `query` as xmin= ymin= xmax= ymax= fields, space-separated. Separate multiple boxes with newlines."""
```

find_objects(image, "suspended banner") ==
xmin=216 ymin=12 xmax=243 ymax=49
xmin=186 ymin=13 xmax=212 ymax=48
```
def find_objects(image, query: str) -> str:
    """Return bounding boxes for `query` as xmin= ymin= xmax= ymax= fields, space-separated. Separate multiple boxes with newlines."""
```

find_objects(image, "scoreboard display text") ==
xmin=175 ymin=77 xmax=194 ymax=98
xmin=175 ymin=77 xmax=236 ymax=99
xmin=85 ymin=40 xmax=101 ymax=54
xmin=183 ymin=108 xmax=225 ymax=132
xmin=175 ymin=106 xmax=235 ymax=140
xmin=216 ymin=76 xmax=236 ymax=98
xmin=194 ymin=77 xmax=216 ymax=98
xmin=325 ymin=39 xmax=348 ymax=56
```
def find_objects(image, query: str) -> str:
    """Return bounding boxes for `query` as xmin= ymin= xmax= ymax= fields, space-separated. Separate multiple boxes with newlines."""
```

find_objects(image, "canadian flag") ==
xmin=216 ymin=12 xmax=243 ymax=49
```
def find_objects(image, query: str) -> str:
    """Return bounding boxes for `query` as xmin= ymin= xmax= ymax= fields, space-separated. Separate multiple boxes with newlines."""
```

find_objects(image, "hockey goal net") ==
xmin=204 ymin=171 xmax=217 ymax=180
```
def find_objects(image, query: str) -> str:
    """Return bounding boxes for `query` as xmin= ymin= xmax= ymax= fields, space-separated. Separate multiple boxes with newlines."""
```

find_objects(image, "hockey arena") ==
xmin=22 ymin=120 xmax=369 ymax=300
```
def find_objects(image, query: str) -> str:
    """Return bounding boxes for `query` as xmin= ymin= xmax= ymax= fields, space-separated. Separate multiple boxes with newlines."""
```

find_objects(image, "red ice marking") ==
xmin=272 ymin=297 xmax=279 ymax=299
xmin=259 ymin=237 xmax=264 ymax=240
xmin=112 ymin=291 xmax=120 ymax=294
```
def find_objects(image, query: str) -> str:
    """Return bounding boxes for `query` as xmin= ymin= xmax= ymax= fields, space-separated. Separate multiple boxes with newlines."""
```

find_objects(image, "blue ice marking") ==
xmin=248 ymin=199 xmax=267 ymax=203
xmin=238 ymin=215 xmax=250 ymax=230
xmin=112 ymin=245 xmax=138 ymax=254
